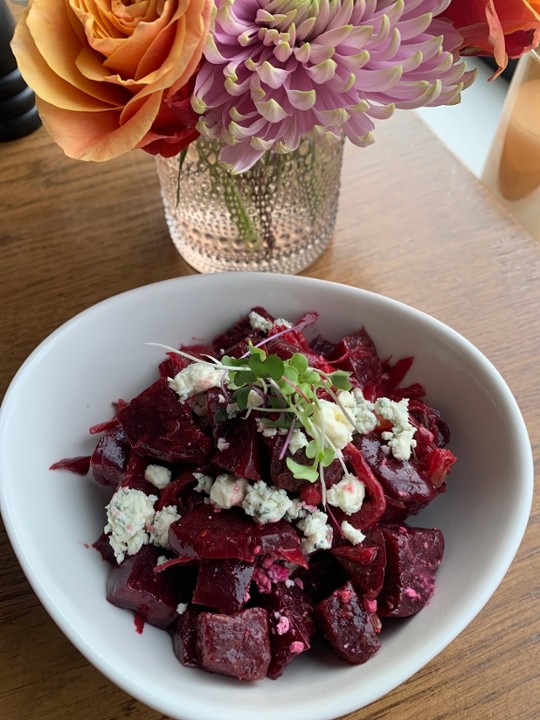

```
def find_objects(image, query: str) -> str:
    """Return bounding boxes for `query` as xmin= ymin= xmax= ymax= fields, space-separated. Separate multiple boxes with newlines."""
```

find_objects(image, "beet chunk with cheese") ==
xmin=206 ymin=389 xmax=261 ymax=480
xmin=357 ymin=434 xmax=438 ymax=523
xmin=106 ymin=545 xmax=183 ymax=629
xmin=197 ymin=608 xmax=271 ymax=680
xmin=332 ymin=527 xmax=387 ymax=600
xmin=169 ymin=505 xmax=306 ymax=567
xmin=378 ymin=525 xmax=444 ymax=617
xmin=262 ymin=583 xmax=315 ymax=679
xmin=315 ymin=581 xmax=381 ymax=665
xmin=117 ymin=378 xmax=212 ymax=464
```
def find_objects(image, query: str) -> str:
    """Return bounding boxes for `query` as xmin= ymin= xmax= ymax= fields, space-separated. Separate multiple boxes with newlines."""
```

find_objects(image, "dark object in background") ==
xmin=481 ymin=57 xmax=519 ymax=83
xmin=0 ymin=0 xmax=41 ymax=141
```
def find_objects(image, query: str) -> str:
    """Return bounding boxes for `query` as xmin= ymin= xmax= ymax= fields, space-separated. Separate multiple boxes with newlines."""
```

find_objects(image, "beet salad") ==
xmin=52 ymin=307 xmax=456 ymax=681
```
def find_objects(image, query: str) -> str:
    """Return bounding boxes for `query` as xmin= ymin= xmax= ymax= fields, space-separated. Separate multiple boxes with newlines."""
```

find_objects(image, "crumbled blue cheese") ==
xmin=297 ymin=509 xmax=333 ymax=554
xmin=274 ymin=318 xmax=292 ymax=328
xmin=209 ymin=473 xmax=247 ymax=509
xmin=193 ymin=472 xmax=213 ymax=494
xmin=144 ymin=464 xmax=172 ymax=490
xmin=285 ymin=498 xmax=308 ymax=521
xmin=288 ymin=428 xmax=309 ymax=455
xmin=177 ymin=602 xmax=188 ymax=615
xmin=255 ymin=419 xmax=287 ymax=437
xmin=148 ymin=505 xmax=180 ymax=548
xmin=247 ymin=389 xmax=264 ymax=409
xmin=169 ymin=362 xmax=225 ymax=403
xmin=374 ymin=397 xmax=417 ymax=461
xmin=242 ymin=480 xmax=293 ymax=523
xmin=104 ymin=488 xmax=157 ymax=564
xmin=326 ymin=473 xmax=366 ymax=514
xmin=339 ymin=389 xmax=378 ymax=435
xmin=310 ymin=398 xmax=353 ymax=450
xmin=216 ymin=437 xmax=230 ymax=451
xmin=249 ymin=310 xmax=274 ymax=333
xmin=340 ymin=521 xmax=366 ymax=546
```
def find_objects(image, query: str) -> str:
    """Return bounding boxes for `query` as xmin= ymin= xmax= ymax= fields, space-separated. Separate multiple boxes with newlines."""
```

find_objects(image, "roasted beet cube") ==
xmin=106 ymin=545 xmax=183 ymax=629
xmin=315 ymin=581 xmax=381 ymax=665
xmin=171 ymin=605 xmax=201 ymax=668
xmin=159 ymin=351 xmax=190 ymax=379
xmin=263 ymin=583 xmax=315 ymax=679
xmin=117 ymin=378 xmax=212 ymax=464
xmin=90 ymin=427 xmax=130 ymax=488
xmin=265 ymin=333 xmax=334 ymax=374
xmin=117 ymin=453 xmax=158 ymax=495
xmin=211 ymin=306 xmax=274 ymax=354
xmin=332 ymin=527 xmax=387 ymax=600
xmin=169 ymin=506 xmax=305 ymax=566
xmin=294 ymin=551 xmax=349 ymax=604
xmin=327 ymin=328 xmax=383 ymax=398
xmin=341 ymin=444 xmax=386 ymax=531
xmin=309 ymin=334 xmax=337 ymax=358
xmin=206 ymin=390 xmax=261 ymax=481
xmin=378 ymin=525 xmax=444 ymax=617
xmin=358 ymin=434 xmax=438 ymax=522
xmin=92 ymin=532 xmax=116 ymax=565
xmin=197 ymin=608 xmax=271 ymax=681
xmin=192 ymin=558 xmax=254 ymax=613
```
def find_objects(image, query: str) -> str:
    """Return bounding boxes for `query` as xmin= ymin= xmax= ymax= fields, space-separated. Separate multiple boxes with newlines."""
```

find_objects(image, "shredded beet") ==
xmin=49 ymin=455 xmax=91 ymax=475
xmin=52 ymin=307 xmax=456 ymax=682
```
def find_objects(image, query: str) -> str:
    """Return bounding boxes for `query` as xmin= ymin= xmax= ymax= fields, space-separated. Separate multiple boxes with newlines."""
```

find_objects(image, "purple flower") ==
xmin=193 ymin=0 xmax=475 ymax=172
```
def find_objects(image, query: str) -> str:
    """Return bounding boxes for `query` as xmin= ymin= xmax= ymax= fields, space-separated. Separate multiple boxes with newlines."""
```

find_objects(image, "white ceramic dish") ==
xmin=0 ymin=273 xmax=533 ymax=720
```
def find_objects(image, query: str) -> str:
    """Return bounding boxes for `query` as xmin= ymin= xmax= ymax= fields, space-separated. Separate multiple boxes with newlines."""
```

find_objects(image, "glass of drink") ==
xmin=482 ymin=49 xmax=540 ymax=240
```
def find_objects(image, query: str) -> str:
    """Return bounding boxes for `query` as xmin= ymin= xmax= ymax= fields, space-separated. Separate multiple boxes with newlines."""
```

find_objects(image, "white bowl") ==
xmin=0 ymin=273 xmax=533 ymax=720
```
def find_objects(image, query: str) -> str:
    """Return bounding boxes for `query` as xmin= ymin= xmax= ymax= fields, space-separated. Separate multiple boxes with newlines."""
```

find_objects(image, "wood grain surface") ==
xmin=1 ymin=108 xmax=539 ymax=720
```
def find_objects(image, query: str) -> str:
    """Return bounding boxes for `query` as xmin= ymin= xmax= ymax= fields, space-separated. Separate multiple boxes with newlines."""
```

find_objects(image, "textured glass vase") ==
xmin=155 ymin=137 xmax=344 ymax=273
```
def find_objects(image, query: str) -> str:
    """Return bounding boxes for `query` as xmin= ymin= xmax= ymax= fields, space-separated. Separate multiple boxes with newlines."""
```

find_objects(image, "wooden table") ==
xmin=1 ymin=110 xmax=538 ymax=720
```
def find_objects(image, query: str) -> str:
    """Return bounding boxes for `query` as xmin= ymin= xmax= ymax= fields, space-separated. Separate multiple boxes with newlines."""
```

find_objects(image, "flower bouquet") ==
xmin=11 ymin=0 xmax=540 ymax=272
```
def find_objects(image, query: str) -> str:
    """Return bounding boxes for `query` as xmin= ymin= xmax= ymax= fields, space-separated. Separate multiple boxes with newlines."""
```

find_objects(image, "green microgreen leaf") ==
xmin=286 ymin=457 xmax=319 ymax=482
xmin=290 ymin=352 xmax=309 ymax=374
xmin=282 ymin=364 xmax=299 ymax=383
xmin=214 ymin=409 xmax=228 ymax=423
xmin=234 ymin=386 xmax=253 ymax=411
xmin=305 ymin=439 xmax=318 ymax=460
xmin=329 ymin=370 xmax=352 ymax=391
xmin=321 ymin=447 xmax=336 ymax=467
xmin=221 ymin=355 xmax=246 ymax=368
xmin=233 ymin=370 xmax=257 ymax=386
xmin=265 ymin=354 xmax=285 ymax=381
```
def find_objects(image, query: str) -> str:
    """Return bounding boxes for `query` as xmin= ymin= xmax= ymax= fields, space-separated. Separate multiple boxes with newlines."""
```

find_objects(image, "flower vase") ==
xmin=155 ymin=137 xmax=344 ymax=274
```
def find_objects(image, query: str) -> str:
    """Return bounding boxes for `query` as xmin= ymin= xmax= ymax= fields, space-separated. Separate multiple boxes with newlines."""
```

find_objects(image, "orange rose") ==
xmin=11 ymin=0 xmax=212 ymax=161
xmin=443 ymin=0 xmax=540 ymax=76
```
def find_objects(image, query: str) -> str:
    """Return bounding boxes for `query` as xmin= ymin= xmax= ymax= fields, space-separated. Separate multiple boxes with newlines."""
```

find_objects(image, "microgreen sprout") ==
xmin=147 ymin=341 xmax=354 ymax=491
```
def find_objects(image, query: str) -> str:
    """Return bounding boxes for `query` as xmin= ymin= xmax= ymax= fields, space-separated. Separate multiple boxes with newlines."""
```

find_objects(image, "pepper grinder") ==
xmin=0 ymin=0 xmax=41 ymax=141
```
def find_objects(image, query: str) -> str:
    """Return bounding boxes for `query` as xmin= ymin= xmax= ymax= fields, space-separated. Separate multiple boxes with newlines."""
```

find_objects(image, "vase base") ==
xmin=164 ymin=209 xmax=336 ymax=274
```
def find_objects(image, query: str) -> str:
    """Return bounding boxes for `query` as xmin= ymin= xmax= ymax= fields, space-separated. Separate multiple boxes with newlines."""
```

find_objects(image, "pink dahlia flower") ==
xmin=193 ymin=0 xmax=475 ymax=172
